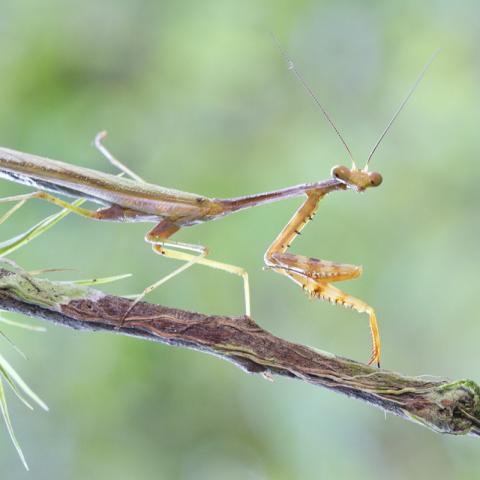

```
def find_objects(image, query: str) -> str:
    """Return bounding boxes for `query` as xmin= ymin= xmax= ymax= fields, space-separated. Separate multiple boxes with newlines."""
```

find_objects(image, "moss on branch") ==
xmin=0 ymin=262 xmax=479 ymax=438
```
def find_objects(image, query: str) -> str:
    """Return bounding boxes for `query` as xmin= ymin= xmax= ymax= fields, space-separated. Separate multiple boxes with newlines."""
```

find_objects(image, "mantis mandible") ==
xmin=0 ymin=50 xmax=437 ymax=367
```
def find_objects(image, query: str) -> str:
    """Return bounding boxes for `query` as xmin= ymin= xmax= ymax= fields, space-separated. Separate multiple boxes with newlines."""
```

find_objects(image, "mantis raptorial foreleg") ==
xmin=264 ymin=191 xmax=381 ymax=367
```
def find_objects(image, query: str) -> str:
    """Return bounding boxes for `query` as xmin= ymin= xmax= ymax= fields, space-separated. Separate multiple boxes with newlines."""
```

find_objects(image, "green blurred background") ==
xmin=1 ymin=0 xmax=479 ymax=478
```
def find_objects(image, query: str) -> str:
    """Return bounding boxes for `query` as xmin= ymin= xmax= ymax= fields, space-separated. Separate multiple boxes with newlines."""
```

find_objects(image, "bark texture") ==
xmin=0 ymin=264 xmax=479 ymax=437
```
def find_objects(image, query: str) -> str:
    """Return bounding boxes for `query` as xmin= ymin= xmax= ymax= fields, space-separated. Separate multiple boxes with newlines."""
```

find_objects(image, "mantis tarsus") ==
xmin=0 ymin=51 xmax=437 ymax=368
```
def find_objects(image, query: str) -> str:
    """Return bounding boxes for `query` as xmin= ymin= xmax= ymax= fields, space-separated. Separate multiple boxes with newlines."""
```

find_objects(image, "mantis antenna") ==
xmin=271 ymin=34 xmax=358 ymax=170
xmin=365 ymin=49 xmax=440 ymax=169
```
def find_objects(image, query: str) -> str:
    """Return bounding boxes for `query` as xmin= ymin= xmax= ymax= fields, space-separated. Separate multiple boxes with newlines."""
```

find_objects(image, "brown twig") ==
xmin=0 ymin=263 xmax=479 ymax=437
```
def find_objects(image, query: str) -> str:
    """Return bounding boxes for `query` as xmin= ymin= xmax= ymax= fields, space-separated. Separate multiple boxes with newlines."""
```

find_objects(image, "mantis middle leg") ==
xmin=264 ymin=191 xmax=381 ymax=367
xmin=120 ymin=219 xmax=251 ymax=322
xmin=91 ymin=135 xmax=251 ymax=319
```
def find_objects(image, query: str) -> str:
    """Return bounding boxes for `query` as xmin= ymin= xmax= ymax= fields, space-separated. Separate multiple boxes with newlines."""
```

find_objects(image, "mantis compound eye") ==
xmin=368 ymin=172 xmax=383 ymax=187
xmin=331 ymin=165 xmax=350 ymax=182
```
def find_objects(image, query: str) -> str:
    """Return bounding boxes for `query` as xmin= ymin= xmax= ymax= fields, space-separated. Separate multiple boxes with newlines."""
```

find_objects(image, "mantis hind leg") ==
xmin=0 ymin=191 xmax=145 ymax=222
xmin=0 ymin=134 xmax=140 ymax=257
xmin=0 ymin=192 xmax=98 ymax=257
xmin=0 ymin=198 xmax=87 ymax=257
xmin=0 ymin=192 xmax=103 ymax=220
xmin=121 ymin=220 xmax=250 ymax=323
xmin=264 ymin=191 xmax=381 ymax=367
xmin=94 ymin=131 xmax=145 ymax=182
xmin=0 ymin=198 xmax=29 ymax=226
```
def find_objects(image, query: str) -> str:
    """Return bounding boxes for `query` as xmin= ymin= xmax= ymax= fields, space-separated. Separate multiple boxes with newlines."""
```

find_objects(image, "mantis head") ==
xmin=274 ymin=40 xmax=437 ymax=194
xmin=331 ymin=165 xmax=382 ymax=192
xmin=326 ymin=53 xmax=437 ymax=192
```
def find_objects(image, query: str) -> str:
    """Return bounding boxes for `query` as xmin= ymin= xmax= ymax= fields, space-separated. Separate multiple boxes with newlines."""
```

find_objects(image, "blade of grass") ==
xmin=65 ymin=272 xmax=132 ymax=286
xmin=0 ymin=353 xmax=48 ymax=411
xmin=0 ymin=362 xmax=34 ymax=410
xmin=0 ymin=314 xmax=46 ymax=332
xmin=0 ymin=329 xmax=26 ymax=359
xmin=0 ymin=198 xmax=85 ymax=257
xmin=0 ymin=378 xmax=29 ymax=470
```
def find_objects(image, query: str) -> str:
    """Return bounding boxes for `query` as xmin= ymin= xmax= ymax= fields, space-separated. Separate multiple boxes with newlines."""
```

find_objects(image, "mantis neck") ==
xmin=218 ymin=178 xmax=344 ymax=214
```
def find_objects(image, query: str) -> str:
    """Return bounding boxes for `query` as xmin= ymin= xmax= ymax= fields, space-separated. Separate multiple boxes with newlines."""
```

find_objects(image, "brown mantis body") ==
xmin=0 ymin=49 xmax=436 ymax=367
xmin=0 ymin=142 xmax=381 ymax=364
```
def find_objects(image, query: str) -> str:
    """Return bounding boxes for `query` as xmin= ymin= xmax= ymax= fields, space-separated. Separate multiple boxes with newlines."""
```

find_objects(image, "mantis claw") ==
xmin=368 ymin=352 xmax=381 ymax=369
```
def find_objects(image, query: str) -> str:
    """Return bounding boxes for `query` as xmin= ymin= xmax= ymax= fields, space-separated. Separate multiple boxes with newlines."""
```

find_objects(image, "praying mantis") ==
xmin=0 ymin=50 xmax=436 ymax=368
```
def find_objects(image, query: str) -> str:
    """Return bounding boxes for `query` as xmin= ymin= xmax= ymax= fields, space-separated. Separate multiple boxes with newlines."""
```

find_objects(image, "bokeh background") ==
xmin=1 ymin=1 xmax=479 ymax=478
